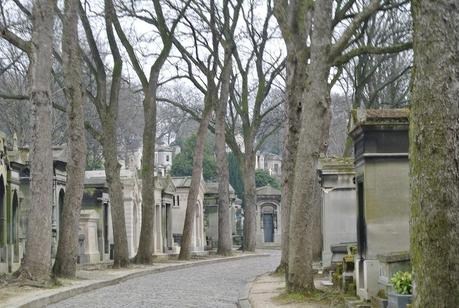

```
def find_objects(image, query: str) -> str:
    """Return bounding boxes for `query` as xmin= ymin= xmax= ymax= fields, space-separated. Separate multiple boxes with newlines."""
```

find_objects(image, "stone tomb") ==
xmin=348 ymin=109 xmax=410 ymax=300
xmin=0 ymin=132 xmax=68 ymax=273
xmin=171 ymin=176 xmax=205 ymax=253
xmin=317 ymin=157 xmax=356 ymax=268
xmin=255 ymin=186 xmax=281 ymax=248
xmin=82 ymin=171 xmax=114 ymax=263
xmin=78 ymin=209 xmax=101 ymax=264
xmin=203 ymin=182 xmax=239 ymax=249
xmin=154 ymin=176 xmax=176 ymax=254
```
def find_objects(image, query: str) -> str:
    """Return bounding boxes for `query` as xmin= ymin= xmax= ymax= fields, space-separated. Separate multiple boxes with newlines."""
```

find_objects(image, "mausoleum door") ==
xmin=0 ymin=176 xmax=4 ymax=247
xmin=357 ymin=180 xmax=367 ymax=257
xmin=12 ymin=191 xmax=19 ymax=263
xmin=103 ymin=203 xmax=109 ymax=255
xmin=58 ymin=189 xmax=65 ymax=234
xmin=263 ymin=214 xmax=274 ymax=242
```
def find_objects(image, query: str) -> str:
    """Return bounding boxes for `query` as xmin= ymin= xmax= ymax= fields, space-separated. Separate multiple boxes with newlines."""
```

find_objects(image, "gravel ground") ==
xmin=49 ymin=250 xmax=280 ymax=308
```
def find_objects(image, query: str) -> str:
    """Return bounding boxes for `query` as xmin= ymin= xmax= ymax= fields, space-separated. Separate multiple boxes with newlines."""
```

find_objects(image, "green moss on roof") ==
xmin=349 ymin=108 xmax=410 ymax=134
xmin=318 ymin=156 xmax=355 ymax=172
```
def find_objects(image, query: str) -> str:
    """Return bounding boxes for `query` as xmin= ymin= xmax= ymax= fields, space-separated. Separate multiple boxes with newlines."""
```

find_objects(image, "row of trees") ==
xmin=272 ymin=0 xmax=459 ymax=306
xmin=0 ymin=0 xmax=284 ymax=281
xmin=273 ymin=0 xmax=412 ymax=290
xmin=170 ymin=134 xmax=280 ymax=191
xmin=1 ymin=0 xmax=457 ymax=305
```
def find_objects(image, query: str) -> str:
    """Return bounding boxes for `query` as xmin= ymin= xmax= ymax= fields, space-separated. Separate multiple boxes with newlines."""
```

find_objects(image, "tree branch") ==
xmin=0 ymin=25 xmax=31 ymax=53
xmin=333 ymin=41 xmax=413 ymax=66
xmin=329 ymin=0 xmax=381 ymax=60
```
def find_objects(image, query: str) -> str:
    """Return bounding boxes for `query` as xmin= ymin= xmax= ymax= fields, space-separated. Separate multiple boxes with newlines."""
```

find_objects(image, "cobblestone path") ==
xmin=50 ymin=251 xmax=280 ymax=308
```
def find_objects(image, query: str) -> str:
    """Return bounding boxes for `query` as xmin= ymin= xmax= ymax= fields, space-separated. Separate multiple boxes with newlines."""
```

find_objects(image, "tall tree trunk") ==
xmin=102 ymin=119 xmax=129 ymax=268
xmin=17 ymin=0 xmax=55 ymax=282
xmin=53 ymin=0 xmax=86 ymax=278
xmin=273 ymin=0 xmax=314 ymax=274
xmin=135 ymin=89 xmax=157 ymax=263
xmin=215 ymin=55 xmax=232 ymax=256
xmin=278 ymin=52 xmax=307 ymax=273
xmin=108 ymin=0 xmax=179 ymax=263
xmin=410 ymin=1 xmax=459 ymax=306
xmin=242 ymin=150 xmax=257 ymax=252
xmin=287 ymin=0 xmax=332 ymax=292
xmin=178 ymin=98 xmax=213 ymax=260
xmin=102 ymin=1 xmax=129 ymax=268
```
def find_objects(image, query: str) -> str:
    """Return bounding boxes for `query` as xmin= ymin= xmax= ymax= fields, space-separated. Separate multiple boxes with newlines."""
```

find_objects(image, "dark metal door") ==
xmin=357 ymin=180 xmax=367 ymax=257
xmin=263 ymin=214 xmax=274 ymax=242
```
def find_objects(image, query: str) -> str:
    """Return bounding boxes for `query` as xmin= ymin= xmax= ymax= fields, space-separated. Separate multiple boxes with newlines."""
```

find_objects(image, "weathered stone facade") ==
xmin=255 ymin=152 xmax=282 ymax=179
xmin=0 ymin=133 xmax=233 ymax=270
xmin=318 ymin=157 xmax=356 ymax=268
xmin=79 ymin=171 xmax=207 ymax=262
xmin=349 ymin=109 xmax=410 ymax=300
xmin=153 ymin=176 xmax=176 ymax=254
xmin=0 ymin=132 xmax=68 ymax=273
xmin=255 ymin=186 xmax=281 ymax=248
xmin=81 ymin=171 xmax=112 ymax=263
xmin=171 ymin=177 xmax=205 ymax=253
xmin=203 ymin=182 xmax=241 ymax=249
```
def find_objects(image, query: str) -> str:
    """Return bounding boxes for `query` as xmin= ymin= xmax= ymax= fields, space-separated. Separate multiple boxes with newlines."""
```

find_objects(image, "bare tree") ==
xmin=343 ymin=3 xmax=412 ymax=108
xmin=177 ymin=0 xmax=220 ymax=260
xmin=151 ymin=0 xmax=241 ymax=259
xmin=223 ymin=0 xmax=284 ymax=252
xmin=274 ymin=0 xmax=412 ymax=291
xmin=0 ymin=43 xmax=30 ymax=143
xmin=78 ymin=1 xmax=130 ymax=267
xmin=214 ymin=0 xmax=241 ymax=256
xmin=0 ymin=0 xmax=56 ymax=282
xmin=52 ymin=0 xmax=86 ymax=278
xmin=160 ymin=0 xmax=282 ymax=254
xmin=273 ymin=0 xmax=312 ymax=273
xmin=156 ymin=100 xmax=191 ymax=144
xmin=410 ymin=1 xmax=459 ymax=306
xmin=111 ymin=0 xmax=190 ymax=263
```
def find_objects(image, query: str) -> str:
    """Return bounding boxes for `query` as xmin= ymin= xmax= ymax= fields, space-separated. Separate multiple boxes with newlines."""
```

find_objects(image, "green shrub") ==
xmin=376 ymin=289 xmax=387 ymax=299
xmin=390 ymin=271 xmax=412 ymax=295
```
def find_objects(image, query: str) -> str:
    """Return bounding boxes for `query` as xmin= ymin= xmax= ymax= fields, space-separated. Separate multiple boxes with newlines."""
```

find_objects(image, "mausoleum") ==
xmin=348 ymin=109 xmax=410 ymax=300
xmin=203 ymin=182 xmax=239 ymax=249
xmin=318 ymin=156 xmax=356 ymax=268
xmin=255 ymin=186 xmax=281 ymax=248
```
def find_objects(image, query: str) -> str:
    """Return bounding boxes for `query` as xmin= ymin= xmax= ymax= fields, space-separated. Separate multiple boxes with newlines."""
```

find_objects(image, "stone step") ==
xmin=345 ymin=297 xmax=371 ymax=308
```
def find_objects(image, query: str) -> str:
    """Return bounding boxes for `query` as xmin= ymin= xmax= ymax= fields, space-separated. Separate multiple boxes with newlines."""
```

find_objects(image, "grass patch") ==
xmin=274 ymin=288 xmax=346 ymax=307
xmin=273 ymin=264 xmax=286 ymax=275
xmin=270 ymin=270 xmax=285 ymax=277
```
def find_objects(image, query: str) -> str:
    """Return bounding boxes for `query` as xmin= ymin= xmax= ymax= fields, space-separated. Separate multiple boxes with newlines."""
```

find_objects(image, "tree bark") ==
xmin=278 ymin=51 xmax=307 ymax=272
xmin=53 ymin=0 xmax=86 ymax=278
xmin=102 ymin=119 xmax=130 ymax=268
xmin=273 ymin=0 xmax=313 ymax=274
xmin=17 ymin=0 xmax=56 ymax=282
xmin=178 ymin=97 xmax=213 ymax=260
xmin=215 ymin=54 xmax=232 ymax=256
xmin=287 ymin=0 xmax=332 ymax=292
xmin=102 ymin=0 xmax=130 ymax=268
xmin=241 ymin=150 xmax=257 ymax=252
xmin=410 ymin=1 xmax=459 ymax=306
xmin=135 ymin=89 xmax=157 ymax=263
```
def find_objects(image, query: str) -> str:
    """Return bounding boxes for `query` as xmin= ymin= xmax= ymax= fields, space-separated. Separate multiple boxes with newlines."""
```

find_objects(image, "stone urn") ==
xmin=387 ymin=292 xmax=412 ymax=308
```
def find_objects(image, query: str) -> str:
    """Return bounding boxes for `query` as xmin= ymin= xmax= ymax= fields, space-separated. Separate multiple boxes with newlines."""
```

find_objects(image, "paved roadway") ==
xmin=50 ymin=251 xmax=280 ymax=308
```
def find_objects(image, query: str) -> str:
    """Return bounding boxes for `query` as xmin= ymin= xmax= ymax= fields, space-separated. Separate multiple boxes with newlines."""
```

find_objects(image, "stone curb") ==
xmin=237 ymin=272 xmax=268 ymax=308
xmin=8 ymin=253 xmax=270 ymax=308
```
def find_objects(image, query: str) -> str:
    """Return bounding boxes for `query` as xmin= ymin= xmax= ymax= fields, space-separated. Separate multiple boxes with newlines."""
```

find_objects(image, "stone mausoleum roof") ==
xmin=256 ymin=185 xmax=281 ymax=196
